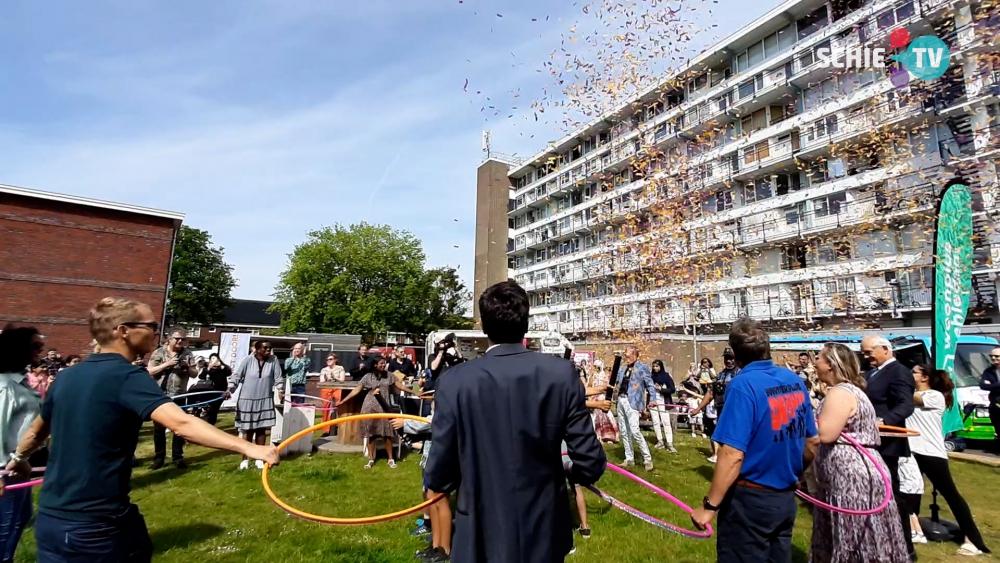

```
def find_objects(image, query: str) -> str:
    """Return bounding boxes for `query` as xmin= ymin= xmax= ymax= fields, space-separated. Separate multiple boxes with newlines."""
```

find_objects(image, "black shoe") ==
xmin=578 ymin=527 xmax=591 ymax=539
xmin=418 ymin=547 xmax=449 ymax=562
xmin=173 ymin=459 xmax=188 ymax=470
xmin=149 ymin=459 xmax=165 ymax=470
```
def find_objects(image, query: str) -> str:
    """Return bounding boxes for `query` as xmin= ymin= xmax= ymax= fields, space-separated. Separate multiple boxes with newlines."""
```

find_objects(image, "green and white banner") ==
xmin=933 ymin=180 xmax=973 ymax=435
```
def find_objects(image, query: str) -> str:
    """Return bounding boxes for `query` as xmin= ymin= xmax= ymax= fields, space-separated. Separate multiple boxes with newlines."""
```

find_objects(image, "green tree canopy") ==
xmin=166 ymin=226 xmax=237 ymax=324
xmin=272 ymin=223 xmax=472 ymax=338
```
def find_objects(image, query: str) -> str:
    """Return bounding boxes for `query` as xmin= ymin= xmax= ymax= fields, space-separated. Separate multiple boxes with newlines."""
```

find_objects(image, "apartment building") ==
xmin=479 ymin=0 xmax=1000 ymax=337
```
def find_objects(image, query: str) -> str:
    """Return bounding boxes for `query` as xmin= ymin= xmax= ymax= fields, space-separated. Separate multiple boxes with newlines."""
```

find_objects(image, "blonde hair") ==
xmin=820 ymin=343 xmax=867 ymax=390
xmin=89 ymin=297 xmax=147 ymax=345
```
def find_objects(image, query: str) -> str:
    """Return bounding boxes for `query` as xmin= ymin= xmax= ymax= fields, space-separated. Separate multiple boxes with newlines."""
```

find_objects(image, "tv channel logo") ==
xmin=814 ymin=28 xmax=951 ymax=88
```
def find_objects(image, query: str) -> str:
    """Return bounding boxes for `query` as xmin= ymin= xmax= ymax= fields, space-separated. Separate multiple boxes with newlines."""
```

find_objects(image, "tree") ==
xmin=272 ymin=223 xmax=472 ymax=338
xmin=166 ymin=226 xmax=237 ymax=324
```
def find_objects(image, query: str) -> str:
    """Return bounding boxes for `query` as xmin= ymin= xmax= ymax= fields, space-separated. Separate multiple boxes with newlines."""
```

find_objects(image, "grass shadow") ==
xmin=792 ymin=544 xmax=809 ymax=563
xmin=693 ymin=464 xmax=715 ymax=482
xmin=150 ymin=523 xmax=225 ymax=554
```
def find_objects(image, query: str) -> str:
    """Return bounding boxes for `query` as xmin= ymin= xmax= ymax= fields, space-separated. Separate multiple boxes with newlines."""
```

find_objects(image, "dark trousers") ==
xmin=882 ymin=456 xmax=914 ymax=556
xmin=914 ymin=453 xmax=989 ymax=552
xmin=717 ymin=485 xmax=797 ymax=563
xmin=989 ymin=402 xmax=1000 ymax=452
xmin=35 ymin=505 xmax=153 ymax=563
xmin=0 ymin=482 xmax=32 ymax=563
xmin=204 ymin=393 xmax=224 ymax=426
xmin=154 ymin=396 xmax=186 ymax=461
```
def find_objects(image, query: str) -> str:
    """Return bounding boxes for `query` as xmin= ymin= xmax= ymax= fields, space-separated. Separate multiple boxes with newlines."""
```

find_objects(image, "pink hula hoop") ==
xmin=288 ymin=394 xmax=338 ymax=412
xmin=5 ymin=478 xmax=42 ymax=491
xmin=562 ymin=452 xmax=711 ymax=538
xmin=795 ymin=432 xmax=892 ymax=516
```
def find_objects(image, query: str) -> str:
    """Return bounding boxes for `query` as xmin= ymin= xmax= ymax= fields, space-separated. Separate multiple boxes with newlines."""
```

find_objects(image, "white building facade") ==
xmin=502 ymin=0 xmax=1000 ymax=337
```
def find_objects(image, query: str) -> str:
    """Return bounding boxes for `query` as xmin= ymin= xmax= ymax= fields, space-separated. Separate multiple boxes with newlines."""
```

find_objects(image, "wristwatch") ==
xmin=702 ymin=496 xmax=720 ymax=512
xmin=9 ymin=451 xmax=25 ymax=464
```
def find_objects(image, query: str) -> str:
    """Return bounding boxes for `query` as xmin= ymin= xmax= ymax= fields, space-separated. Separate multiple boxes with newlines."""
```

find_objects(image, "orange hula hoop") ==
xmin=877 ymin=424 xmax=920 ymax=437
xmin=262 ymin=413 xmax=447 ymax=525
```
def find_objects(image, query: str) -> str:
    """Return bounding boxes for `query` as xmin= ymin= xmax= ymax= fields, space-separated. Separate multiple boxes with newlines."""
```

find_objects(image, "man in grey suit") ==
xmin=424 ymin=280 xmax=606 ymax=563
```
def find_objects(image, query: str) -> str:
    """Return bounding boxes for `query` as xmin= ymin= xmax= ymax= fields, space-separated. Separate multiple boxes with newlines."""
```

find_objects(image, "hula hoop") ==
xmin=561 ymin=452 xmax=712 ymax=538
xmin=3 ymin=478 xmax=43 ymax=491
xmin=171 ymin=390 xmax=227 ymax=402
xmin=262 ymin=413 xmax=446 ymax=525
xmin=287 ymin=394 xmax=337 ymax=411
xmin=877 ymin=425 xmax=920 ymax=437
xmin=795 ymin=432 xmax=892 ymax=515
xmin=648 ymin=403 xmax=692 ymax=410
xmin=181 ymin=395 xmax=226 ymax=409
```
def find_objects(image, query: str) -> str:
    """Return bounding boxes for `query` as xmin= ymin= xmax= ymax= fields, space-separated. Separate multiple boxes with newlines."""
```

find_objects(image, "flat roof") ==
xmin=0 ymin=182 xmax=185 ymax=222
xmin=507 ymin=0 xmax=819 ymax=176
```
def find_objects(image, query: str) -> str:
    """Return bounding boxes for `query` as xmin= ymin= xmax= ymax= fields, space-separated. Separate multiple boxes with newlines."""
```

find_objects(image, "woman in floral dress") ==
xmin=338 ymin=356 xmax=418 ymax=468
xmin=810 ymin=342 xmax=908 ymax=563
xmin=586 ymin=359 xmax=619 ymax=443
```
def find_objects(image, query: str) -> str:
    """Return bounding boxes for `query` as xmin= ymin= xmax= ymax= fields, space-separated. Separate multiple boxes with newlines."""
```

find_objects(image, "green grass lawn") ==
xmin=14 ymin=414 xmax=1000 ymax=562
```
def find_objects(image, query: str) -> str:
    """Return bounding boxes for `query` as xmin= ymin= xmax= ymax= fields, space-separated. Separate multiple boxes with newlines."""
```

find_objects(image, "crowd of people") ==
xmin=0 ymin=281 xmax=997 ymax=562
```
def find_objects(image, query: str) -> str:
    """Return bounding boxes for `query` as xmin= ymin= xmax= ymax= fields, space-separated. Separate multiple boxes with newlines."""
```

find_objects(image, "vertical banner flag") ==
xmin=220 ymin=332 xmax=251 ymax=409
xmin=932 ymin=180 xmax=974 ymax=435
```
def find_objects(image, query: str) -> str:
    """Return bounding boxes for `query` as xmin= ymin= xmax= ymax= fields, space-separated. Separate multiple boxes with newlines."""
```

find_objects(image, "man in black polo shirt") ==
xmin=6 ymin=297 xmax=279 ymax=563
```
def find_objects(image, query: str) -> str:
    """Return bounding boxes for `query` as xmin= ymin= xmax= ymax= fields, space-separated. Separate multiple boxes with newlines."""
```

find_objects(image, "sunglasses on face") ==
xmin=121 ymin=321 xmax=160 ymax=333
xmin=991 ymin=355 xmax=1000 ymax=359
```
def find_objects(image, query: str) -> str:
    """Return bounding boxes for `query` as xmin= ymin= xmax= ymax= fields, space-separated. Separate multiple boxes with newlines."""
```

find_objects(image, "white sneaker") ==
xmin=239 ymin=460 xmax=249 ymax=471
xmin=667 ymin=445 xmax=677 ymax=454
xmin=255 ymin=460 xmax=265 ymax=470
xmin=912 ymin=532 xmax=928 ymax=544
xmin=702 ymin=433 xmax=708 ymax=439
xmin=707 ymin=455 xmax=718 ymax=463
xmin=691 ymin=432 xmax=697 ymax=437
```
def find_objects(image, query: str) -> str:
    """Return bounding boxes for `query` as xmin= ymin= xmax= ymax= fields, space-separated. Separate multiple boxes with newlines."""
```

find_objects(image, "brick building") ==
xmin=0 ymin=183 xmax=184 ymax=356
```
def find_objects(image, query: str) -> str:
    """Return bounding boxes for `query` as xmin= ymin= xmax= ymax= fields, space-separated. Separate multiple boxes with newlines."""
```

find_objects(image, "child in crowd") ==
xmin=678 ymin=389 xmax=705 ymax=438
xmin=704 ymin=401 xmax=718 ymax=453
xmin=898 ymin=455 xmax=927 ymax=544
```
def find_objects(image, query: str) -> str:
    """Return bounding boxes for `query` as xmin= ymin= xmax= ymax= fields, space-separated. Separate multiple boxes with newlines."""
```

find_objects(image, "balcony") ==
xmin=734 ymin=135 xmax=796 ymax=179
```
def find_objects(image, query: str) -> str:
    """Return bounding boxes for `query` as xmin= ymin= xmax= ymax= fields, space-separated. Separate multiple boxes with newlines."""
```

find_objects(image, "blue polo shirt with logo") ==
xmin=712 ymin=360 xmax=817 ymax=490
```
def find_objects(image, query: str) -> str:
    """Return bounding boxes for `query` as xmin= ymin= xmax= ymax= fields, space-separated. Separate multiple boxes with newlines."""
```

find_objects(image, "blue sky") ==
xmin=1 ymin=0 xmax=778 ymax=300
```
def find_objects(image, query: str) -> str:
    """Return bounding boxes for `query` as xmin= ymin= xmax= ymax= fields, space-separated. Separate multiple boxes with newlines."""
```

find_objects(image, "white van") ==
xmin=424 ymin=330 xmax=573 ymax=362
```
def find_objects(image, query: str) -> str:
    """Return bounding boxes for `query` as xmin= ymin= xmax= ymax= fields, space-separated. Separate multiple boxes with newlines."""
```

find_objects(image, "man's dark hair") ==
xmin=478 ymin=280 xmax=529 ymax=344
xmin=0 ymin=324 xmax=41 ymax=373
xmin=799 ymin=352 xmax=810 ymax=359
xmin=728 ymin=318 xmax=771 ymax=366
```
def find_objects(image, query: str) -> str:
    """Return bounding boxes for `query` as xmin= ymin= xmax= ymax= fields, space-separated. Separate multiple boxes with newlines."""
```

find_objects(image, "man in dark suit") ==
xmin=424 ymin=280 xmax=606 ymax=563
xmin=348 ymin=343 xmax=372 ymax=381
xmin=861 ymin=335 xmax=915 ymax=560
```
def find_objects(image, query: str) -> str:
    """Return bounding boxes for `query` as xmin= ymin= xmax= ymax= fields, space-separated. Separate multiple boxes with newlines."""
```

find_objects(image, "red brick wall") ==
xmin=0 ymin=193 xmax=178 ymax=356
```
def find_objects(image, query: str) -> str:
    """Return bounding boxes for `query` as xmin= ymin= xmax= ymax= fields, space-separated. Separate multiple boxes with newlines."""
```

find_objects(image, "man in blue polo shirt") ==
xmin=6 ymin=297 xmax=279 ymax=563
xmin=691 ymin=318 xmax=819 ymax=563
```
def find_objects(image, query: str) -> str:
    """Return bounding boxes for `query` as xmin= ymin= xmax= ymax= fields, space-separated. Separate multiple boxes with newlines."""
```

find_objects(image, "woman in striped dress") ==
xmin=228 ymin=340 xmax=284 ymax=470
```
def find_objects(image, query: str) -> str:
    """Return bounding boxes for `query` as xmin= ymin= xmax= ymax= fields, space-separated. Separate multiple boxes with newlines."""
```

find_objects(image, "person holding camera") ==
xmin=146 ymin=327 xmax=198 ymax=470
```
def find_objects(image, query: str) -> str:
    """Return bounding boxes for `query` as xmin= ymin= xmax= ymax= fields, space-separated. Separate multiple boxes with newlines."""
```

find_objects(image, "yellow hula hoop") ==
xmin=262 ymin=413 xmax=447 ymax=525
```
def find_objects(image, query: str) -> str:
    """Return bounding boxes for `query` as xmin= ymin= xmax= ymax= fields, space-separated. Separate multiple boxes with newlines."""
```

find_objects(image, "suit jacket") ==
xmin=424 ymin=344 xmax=606 ymax=563
xmin=865 ymin=359 xmax=915 ymax=458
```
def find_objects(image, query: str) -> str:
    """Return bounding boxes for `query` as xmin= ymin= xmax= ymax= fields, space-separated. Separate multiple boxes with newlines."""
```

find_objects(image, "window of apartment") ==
xmin=797 ymin=6 xmax=830 ymax=39
xmin=775 ymin=172 xmax=801 ymax=195
xmin=782 ymin=245 xmax=808 ymax=270
xmin=744 ymin=179 xmax=773 ymax=204
xmin=814 ymin=191 xmax=848 ymax=218
xmin=803 ymin=77 xmax=838 ymax=111
xmin=815 ymin=240 xmax=852 ymax=263
xmin=738 ymin=77 xmax=757 ymax=99
xmin=687 ymin=72 xmax=709 ymax=96
xmin=784 ymin=202 xmax=806 ymax=224
xmin=856 ymin=234 xmax=896 ymax=257
xmin=716 ymin=190 xmax=733 ymax=212
xmin=743 ymin=141 xmax=770 ymax=165
xmin=697 ymin=294 xmax=723 ymax=309
xmin=740 ymin=108 xmax=768 ymax=135
xmin=876 ymin=1 xmax=915 ymax=30
xmin=900 ymin=223 xmax=933 ymax=250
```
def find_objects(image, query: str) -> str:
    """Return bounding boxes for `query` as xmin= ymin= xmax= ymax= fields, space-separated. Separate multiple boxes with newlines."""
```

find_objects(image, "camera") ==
xmin=434 ymin=333 xmax=466 ymax=368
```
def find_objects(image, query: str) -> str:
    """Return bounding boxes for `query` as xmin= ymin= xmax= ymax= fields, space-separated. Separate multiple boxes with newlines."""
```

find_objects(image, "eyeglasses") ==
xmin=121 ymin=322 xmax=160 ymax=333
xmin=990 ymin=355 xmax=1000 ymax=359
